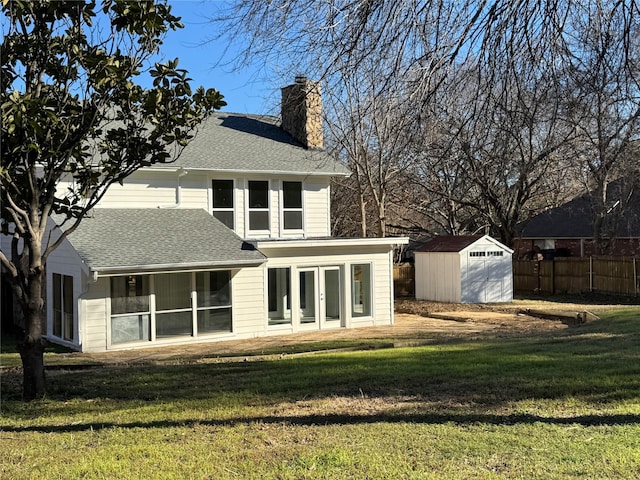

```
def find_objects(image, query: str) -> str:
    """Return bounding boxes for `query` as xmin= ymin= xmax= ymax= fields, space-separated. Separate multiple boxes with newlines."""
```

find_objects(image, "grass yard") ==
xmin=2 ymin=307 xmax=640 ymax=479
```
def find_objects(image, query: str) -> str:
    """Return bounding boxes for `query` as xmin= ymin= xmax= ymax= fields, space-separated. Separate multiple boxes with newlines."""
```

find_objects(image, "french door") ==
xmin=297 ymin=266 xmax=342 ymax=329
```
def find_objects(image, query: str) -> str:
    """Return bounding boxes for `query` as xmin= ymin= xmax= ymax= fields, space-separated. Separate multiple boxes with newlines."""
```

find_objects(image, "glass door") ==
xmin=298 ymin=269 xmax=317 ymax=326
xmin=321 ymin=267 xmax=342 ymax=326
xmin=297 ymin=267 xmax=343 ymax=330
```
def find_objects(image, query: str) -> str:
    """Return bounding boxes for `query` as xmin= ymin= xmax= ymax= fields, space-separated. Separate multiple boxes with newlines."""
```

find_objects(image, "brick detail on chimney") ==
xmin=281 ymin=77 xmax=323 ymax=149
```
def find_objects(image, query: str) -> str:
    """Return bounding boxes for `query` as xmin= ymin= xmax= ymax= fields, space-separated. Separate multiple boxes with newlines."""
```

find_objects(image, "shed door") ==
xmin=467 ymin=251 xmax=508 ymax=303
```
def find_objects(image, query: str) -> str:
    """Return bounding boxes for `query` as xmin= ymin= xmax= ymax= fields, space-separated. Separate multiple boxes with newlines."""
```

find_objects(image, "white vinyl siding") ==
xmin=82 ymin=278 xmax=110 ymax=352
xmin=59 ymin=171 xmax=209 ymax=209
xmin=304 ymin=180 xmax=331 ymax=237
xmin=230 ymin=267 xmax=266 ymax=336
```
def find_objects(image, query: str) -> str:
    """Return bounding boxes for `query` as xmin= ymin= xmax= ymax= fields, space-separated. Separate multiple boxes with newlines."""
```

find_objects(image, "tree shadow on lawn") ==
xmin=4 ymin=410 xmax=640 ymax=435
xmin=2 ymin=312 xmax=639 ymax=426
xmin=3 ymin=329 xmax=640 ymax=426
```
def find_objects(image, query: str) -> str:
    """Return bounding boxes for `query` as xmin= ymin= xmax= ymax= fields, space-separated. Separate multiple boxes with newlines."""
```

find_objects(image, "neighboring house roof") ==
xmin=168 ymin=113 xmax=351 ymax=177
xmin=415 ymin=235 xmax=513 ymax=253
xmin=517 ymin=180 xmax=640 ymax=238
xmin=60 ymin=208 xmax=266 ymax=273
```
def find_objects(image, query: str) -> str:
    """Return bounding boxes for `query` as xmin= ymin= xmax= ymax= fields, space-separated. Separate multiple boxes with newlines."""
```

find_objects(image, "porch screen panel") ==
xmin=110 ymin=275 xmax=151 ymax=344
xmin=155 ymin=272 xmax=192 ymax=338
xmin=196 ymin=271 xmax=232 ymax=334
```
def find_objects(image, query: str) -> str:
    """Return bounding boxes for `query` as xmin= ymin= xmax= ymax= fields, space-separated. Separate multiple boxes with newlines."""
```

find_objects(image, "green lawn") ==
xmin=2 ymin=309 xmax=640 ymax=479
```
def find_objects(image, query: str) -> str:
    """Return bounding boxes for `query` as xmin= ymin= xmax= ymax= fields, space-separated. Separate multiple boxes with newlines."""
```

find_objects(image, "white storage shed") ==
xmin=414 ymin=235 xmax=513 ymax=304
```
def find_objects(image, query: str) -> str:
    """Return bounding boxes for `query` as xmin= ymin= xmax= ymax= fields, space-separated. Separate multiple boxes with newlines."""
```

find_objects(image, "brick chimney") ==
xmin=281 ymin=75 xmax=323 ymax=149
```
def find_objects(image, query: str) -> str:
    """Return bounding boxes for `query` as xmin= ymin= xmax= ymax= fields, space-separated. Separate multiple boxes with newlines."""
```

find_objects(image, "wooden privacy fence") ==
xmin=394 ymin=263 xmax=415 ymax=297
xmin=513 ymin=256 xmax=640 ymax=296
xmin=396 ymin=256 xmax=639 ymax=298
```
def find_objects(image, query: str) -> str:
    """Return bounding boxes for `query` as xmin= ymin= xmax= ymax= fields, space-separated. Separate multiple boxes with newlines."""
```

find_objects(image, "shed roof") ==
xmin=415 ymin=234 xmax=513 ymax=254
xmin=60 ymin=208 xmax=266 ymax=273
xmin=169 ymin=113 xmax=350 ymax=176
xmin=415 ymin=235 xmax=483 ymax=253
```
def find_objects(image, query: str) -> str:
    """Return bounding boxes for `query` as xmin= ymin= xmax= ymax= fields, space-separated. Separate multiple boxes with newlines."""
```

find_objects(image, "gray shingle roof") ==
xmin=517 ymin=180 xmax=640 ymax=238
xmin=62 ymin=209 xmax=266 ymax=272
xmin=171 ymin=113 xmax=350 ymax=176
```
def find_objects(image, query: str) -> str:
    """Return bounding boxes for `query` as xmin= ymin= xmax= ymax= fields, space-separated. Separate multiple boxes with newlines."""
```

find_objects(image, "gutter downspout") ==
xmin=158 ymin=168 xmax=189 ymax=209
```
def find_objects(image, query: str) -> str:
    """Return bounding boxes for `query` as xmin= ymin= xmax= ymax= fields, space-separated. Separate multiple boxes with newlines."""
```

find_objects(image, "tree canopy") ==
xmin=214 ymin=0 xmax=640 ymax=246
xmin=1 ymin=0 xmax=226 ymax=400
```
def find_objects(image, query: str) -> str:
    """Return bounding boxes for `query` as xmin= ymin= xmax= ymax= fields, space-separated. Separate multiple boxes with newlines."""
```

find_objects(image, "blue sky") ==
xmin=144 ymin=1 xmax=277 ymax=114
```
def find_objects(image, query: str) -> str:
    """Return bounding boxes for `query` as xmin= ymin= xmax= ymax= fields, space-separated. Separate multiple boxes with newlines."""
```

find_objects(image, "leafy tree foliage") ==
xmin=0 ymin=0 xmax=225 ymax=400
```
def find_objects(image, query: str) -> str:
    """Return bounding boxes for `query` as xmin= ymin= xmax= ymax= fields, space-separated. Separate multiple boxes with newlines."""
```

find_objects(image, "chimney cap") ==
xmin=294 ymin=74 xmax=308 ymax=84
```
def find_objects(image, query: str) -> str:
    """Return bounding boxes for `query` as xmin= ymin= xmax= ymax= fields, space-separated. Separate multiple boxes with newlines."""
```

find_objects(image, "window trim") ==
xmin=211 ymin=179 xmax=235 ymax=230
xmin=267 ymin=267 xmax=292 ymax=327
xmin=246 ymin=179 xmax=271 ymax=234
xmin=52 ymin=273 xmax=74 ymax=342
xmin=280 ymin=180 xmax=304 ymax=233
xmin=196 ymin=270 xmax=233 ymax=335
xmin=350 ymin=262 xmax=373 ymax=319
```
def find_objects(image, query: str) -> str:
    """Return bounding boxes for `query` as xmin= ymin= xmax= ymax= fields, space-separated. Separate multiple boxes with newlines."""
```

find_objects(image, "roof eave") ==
xmin=90 ymin=258 xmax=266 ymax=277
xmin=157 ymin=167 xmax=351 ymax=177
xmin=255 ymin=237 xmax=409 ymax=249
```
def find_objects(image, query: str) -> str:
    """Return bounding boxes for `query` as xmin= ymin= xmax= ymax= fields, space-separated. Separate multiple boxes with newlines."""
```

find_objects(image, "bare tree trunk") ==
xmin=377 ymin=189 xmax=386 ymax=237
xmin=358 ymin=190 xmax=367 ymax=237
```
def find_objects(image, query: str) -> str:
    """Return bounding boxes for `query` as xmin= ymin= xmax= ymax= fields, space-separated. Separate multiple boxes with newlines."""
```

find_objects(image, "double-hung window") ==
xmin=248 ymin=180 xmax=270 ymax=232
xmin=212 ymin=179 xmax=234 ymax=229
xmin=282 ymin=181 xmax=303 ymax=231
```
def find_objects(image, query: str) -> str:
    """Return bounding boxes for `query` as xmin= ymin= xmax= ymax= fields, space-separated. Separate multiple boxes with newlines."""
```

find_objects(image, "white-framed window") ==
xmin=248 ymin=180 xmax=270 ymax=232
xmin=52 ymin=273 xmax=74 ymax=341
xmin=281 ymin=181 xmax=303 ymax=231
xmin=268 ymin=267 xmax=291 ymax=325
xmin=469 ymin=251 xmax=486 ymax=257
xmin=212 ymin=179 xmax=234 ymax=229
xmin=351 ymin=263 xmax=372 ymax=318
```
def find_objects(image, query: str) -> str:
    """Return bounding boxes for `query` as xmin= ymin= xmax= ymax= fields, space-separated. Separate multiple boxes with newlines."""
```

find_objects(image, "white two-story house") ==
xmin=3 ymin=77 xmax=408 ymax=352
